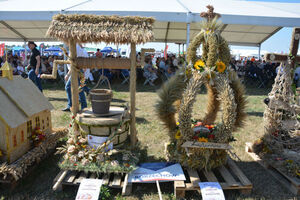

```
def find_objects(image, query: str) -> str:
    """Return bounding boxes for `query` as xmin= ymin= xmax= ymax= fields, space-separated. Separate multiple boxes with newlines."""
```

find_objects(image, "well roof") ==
xmin=46 ymin=14 xmax=155 ymax=44
xmin=0 ymin=76 xmax=54 ymax=128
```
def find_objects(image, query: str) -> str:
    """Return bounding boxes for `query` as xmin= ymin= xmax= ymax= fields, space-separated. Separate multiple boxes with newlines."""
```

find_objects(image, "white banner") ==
xmin=199 ymin=182 xmax=225 ymax=200
xmin=88 ymin=135 xmax=113 ymax=151
xmin=76 ymin=179 xmax=103 ymax=200
xmin=128 ymin=163 xmax=186 ymax=183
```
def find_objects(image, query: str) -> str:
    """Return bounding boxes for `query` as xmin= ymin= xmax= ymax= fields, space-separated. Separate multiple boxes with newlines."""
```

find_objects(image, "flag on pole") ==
xmin=0 ymin=43 xmax=5 ymax=57
xmin=164 ymin=45 xmax=168 ymax=60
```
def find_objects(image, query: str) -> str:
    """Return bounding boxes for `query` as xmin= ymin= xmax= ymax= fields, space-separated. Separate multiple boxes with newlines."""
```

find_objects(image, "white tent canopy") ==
xmin=0 ymin=0 xmax=300 ymax=47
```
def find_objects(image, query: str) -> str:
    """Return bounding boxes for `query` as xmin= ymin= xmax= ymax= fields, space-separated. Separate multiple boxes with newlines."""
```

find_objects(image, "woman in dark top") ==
xmin=27 ymin=41 xmax=42 ymax=92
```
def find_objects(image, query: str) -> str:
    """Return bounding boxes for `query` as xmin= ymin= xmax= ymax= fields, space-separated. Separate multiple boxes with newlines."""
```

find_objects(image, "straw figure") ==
xmin=156 ymin=6 xmax=247 ymax=170
xmin=253 ymin=60 xmax=300 ymax=178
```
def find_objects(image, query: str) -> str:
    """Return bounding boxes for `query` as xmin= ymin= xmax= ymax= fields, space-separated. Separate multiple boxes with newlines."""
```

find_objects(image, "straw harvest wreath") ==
xmin=156 ymin=6 xmax=247 ymax=170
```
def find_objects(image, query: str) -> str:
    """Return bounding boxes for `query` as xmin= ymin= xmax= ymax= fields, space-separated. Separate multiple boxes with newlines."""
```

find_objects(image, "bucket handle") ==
xmin=88 ymin=68 xmax=112 ymax=101
xmin=92 ymin=68 xmax=112 ymax=91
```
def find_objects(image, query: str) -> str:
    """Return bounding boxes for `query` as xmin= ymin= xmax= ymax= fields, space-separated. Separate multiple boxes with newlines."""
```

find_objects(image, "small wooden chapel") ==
xmin=0 ymin=61 xmax=53 ymax=163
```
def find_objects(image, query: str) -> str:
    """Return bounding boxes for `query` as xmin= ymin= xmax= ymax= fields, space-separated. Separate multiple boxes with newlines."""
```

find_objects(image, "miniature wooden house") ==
xmin=0 ymin=71 xmax=54 ymax=163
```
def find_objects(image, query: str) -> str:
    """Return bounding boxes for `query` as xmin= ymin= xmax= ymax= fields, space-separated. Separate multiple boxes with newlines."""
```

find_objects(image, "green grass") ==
xmin=0 ymin=81 xmax=299 ymax=199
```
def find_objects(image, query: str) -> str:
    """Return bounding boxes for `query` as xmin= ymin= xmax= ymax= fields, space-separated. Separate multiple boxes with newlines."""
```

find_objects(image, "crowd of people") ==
xmin=1 ymin=44 xmax=300 ymax=102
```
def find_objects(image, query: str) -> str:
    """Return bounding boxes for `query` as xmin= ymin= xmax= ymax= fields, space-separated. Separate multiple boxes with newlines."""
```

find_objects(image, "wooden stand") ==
xmin=174 ymin=158 xmax=252 ymax=199
xmin=245 ymin=142 xmax=300 ymax=195
xmin=52 ymin=170 xmax=130 ymax=193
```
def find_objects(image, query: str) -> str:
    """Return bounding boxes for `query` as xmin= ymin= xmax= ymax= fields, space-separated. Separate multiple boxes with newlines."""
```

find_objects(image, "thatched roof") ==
xmin=46 ymin=14 xmax=155 ymax=44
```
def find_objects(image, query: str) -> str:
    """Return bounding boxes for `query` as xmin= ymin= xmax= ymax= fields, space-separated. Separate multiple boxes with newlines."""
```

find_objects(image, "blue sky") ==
xmin=230 ymin=0 xmax=298 ymax=53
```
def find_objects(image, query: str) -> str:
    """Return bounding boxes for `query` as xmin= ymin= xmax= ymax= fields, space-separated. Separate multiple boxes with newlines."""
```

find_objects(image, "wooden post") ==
xmin=130 ymin=43 xmax=137 ymax=148
xmin=69 ymin=40 xmax=79 ymax=117
xmin=289 ymin=28 xmax=300 ymax=69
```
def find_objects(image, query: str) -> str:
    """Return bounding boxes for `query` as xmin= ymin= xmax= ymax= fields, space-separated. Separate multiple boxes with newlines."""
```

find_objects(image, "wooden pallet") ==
xmin=53 ymin=170 xmax=132 ymax=195
xmin=245 ymin=142 xmax=300 ymax=195
xmin=174 ymin=158 xmax=253 ymax=198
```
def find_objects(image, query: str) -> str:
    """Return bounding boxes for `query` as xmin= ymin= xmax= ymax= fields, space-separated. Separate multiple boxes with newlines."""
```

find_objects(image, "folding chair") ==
xmin=121 ymin=69 xmax=130 ymax=84
xmin=159 ymin=68 xmax=169 ymax=82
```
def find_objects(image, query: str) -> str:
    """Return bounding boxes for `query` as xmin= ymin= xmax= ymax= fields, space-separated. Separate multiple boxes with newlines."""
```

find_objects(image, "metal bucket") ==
xmin=90 ymin=89 xmax=113 ymax=114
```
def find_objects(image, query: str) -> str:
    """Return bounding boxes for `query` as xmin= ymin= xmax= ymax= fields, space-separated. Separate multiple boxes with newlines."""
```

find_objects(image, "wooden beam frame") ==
xmin=130 ymin=43 xmax=137 ymax=148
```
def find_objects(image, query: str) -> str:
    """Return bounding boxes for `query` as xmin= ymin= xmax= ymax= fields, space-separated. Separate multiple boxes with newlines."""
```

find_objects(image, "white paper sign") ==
xmin=199 ymin=182 xmax=225 ymax=200
xmin=128 ymin=162 xmax=186 ymax=183
xmin=76 ymin=179 xmax=103 ymax=200
xmin=88 ymin=135 xmax=113 ymax=151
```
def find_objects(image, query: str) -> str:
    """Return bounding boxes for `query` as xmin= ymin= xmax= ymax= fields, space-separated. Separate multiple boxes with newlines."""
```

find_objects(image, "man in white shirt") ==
xmin=62 ymin=44 xmax=88 ymax=112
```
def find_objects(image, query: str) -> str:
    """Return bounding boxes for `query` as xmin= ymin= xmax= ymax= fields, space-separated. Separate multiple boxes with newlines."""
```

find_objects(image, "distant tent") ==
xmin=44 ymin=46 xmax=62 ymax=52
xmin=11 ymin=46 xmax=30 ymax=56
xmin=100 ymin=47 xmax=117 ymax=53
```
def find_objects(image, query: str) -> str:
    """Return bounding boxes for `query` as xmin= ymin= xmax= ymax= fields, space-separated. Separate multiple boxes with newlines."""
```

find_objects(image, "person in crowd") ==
xmin=23 ymin=55 xmax=30 ymax=69
xmin=159 ymin=57 xmax=167 ymax=71
xmin=258 ymin=60 xmax=266 ymax=70
xmin=96 ymin=49 xmax=102 ymax=58
xmin=294 ymin=65 xmax=300 ymax=87
xmin=27 ymin=41 xmax=43 ymax=92
xmin=62 ymin=44 xmax=88 ymax=112
xmin=136 ymin=52 xmax=141 ymax=64
xmin=143 ymin=58 xmax=157 ymax=86
xmin=172 ymin=55 xmax=178 ymax=67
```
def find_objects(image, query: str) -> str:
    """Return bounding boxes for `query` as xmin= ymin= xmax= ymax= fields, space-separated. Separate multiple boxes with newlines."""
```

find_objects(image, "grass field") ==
xmin=0 ymin=79 xmax=299 ymax=200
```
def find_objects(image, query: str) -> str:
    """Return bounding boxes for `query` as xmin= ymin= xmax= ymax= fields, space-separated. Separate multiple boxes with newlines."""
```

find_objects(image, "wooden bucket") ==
xmin=90 ymin=89 xmax=112 ymax=114
xmin=89 ymin=74 xmax=113 ymax=114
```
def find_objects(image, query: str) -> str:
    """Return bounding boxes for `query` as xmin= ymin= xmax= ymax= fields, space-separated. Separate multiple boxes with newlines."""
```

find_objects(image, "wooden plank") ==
xmin=174 ymin=181 xmax=185 ymax=199
xmin=110 ymin=174 xmax=122 ymax=188
xmin=76 ymin=57 xmax=131 ymax=70
xmin=74 ymin=172 xmax=88 ymax=185
xmin=182 ymin=141 xmax=233 ymax=150
xmin=89 ymin=173 xmax=97 ymax=179
xmin=53 ymin=170 xmax=65 ymax=183
xmin=64 ymin=171 xmax=77 ymax=184
xmin=102 ymin=173 xmax=110 ymax=185
xmin=274 ymin=167 xmax=300 ymax=187
xmin=203 ymin=170 xmax=218 ymax=182
xmin=52 ymin=170 xmax=68 ymax=191
xmin=217 ymin=166 xmax=239 ymax=187
xmin=130 ymin=43 xmax=137 ymax=148
xmin=174 ymin=180 xmax=185 ymax=188
xmin=187 ymin=169 xmax=200 ymax=188
xmin=122 ymin=174 xmax=132 ymax=196
xmin=69 ymin=39 xmax=79 ymax=117
xmin=227 ymin=158 xmax=252 ymax=186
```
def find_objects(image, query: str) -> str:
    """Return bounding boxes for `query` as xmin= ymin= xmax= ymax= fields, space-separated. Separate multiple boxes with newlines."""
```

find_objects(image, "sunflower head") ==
xmin=194 ymin=59 xmax=205 ymax=71
xmin=216 ymin=61 xmax=226 ymax=73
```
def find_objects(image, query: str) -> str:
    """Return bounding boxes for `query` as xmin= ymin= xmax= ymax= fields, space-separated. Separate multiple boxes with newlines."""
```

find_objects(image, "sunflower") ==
xmin=216 ymin=61 xmax=226 ymax=73
xmin=175 ymin=130 xmax=182 ymax=140
xmin=198 ymin=137 xmax=208 ymax=143
xmin=194 ymin=59 xmax=205 ymax=70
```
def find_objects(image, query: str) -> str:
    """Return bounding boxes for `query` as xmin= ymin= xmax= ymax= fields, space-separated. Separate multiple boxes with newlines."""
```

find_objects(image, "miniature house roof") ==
xmin=0 ymin=76 xmax=54 ymax=128
xmin=46 ymin=14 xmax=155 ymax=44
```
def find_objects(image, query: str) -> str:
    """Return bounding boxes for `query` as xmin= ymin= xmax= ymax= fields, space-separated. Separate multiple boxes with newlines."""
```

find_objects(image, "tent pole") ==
xmin=186 ymin=12 xmax=191 ymax=51
xmin=24 ymin=41 xmax=27 ymax=64
xmin=130 ymin=43 xmax=137 ymax=148
xmin=258 ymin=44 xmax=261 ymax=60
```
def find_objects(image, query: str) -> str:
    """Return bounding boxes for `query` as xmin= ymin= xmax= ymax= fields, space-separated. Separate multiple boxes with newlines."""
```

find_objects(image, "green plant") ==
xmin=100 ymin=186 xmax=111 ymax=200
